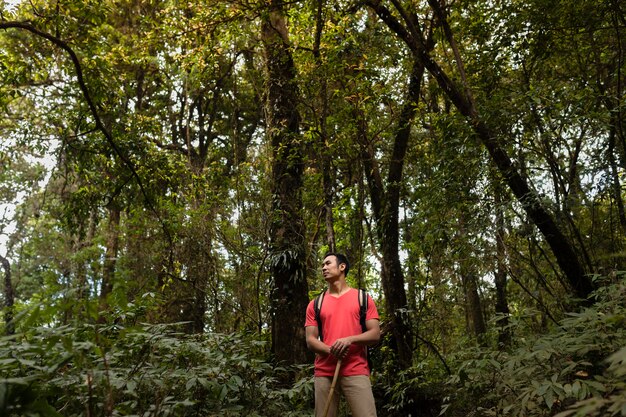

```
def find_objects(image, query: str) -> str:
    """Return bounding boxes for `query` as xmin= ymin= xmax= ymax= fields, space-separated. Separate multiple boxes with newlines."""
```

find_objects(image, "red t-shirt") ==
xmin=305 ymin=288 xmax=379 ymax=377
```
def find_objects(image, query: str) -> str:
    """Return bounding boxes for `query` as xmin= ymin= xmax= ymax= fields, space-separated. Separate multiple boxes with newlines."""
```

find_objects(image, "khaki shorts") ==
xmin=314 ymin=375 xmax=377 ymax=417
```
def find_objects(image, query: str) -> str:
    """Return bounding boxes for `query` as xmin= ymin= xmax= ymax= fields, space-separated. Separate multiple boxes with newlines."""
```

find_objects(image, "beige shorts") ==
xmin=314 ymin=375 xmax=377 ymax=417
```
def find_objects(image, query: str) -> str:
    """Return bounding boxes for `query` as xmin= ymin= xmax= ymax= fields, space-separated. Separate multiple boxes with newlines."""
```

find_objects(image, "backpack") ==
xmin=313 ymin=288 xmax=373 ymax=370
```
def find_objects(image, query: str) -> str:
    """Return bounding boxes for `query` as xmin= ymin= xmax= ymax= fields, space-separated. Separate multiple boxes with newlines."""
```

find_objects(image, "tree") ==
xmin=0 ymin=253 xmax=13 ymax=335
xmin=2 ymin=4 xmax=626 ymax=407
xmin=364 ymin=0 xmax=596 ymax=302
xmin=493 ymin=176 xmax=511 ymax=348
xmin=356 ymin=57 xmax=427 ymax=367
xmin=261 ymin=0 xmax=310 ymax=365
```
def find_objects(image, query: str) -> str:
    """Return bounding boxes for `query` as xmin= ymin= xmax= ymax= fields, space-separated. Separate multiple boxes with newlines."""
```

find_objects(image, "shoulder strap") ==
xmin=359 ymin=289 xmax=373 ymax=371
xmin=358 ymin=289 xmax=367 ymax=333
xmin=314 ymin=290 xmax=326 ymax=342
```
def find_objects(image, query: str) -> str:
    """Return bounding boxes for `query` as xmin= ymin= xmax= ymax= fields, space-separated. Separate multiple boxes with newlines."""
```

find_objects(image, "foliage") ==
xmin=0 ymin=0 xmax=625 ymax=414
xmin=0 ymin=318 xmax=314 ymax=416
xmin=441 ymin=274 xmax=626 ymax=417
xmin=375 ymin=356 xmax=449 ymax=417
xmin=555 ymin=345 xmax=626 ymax=417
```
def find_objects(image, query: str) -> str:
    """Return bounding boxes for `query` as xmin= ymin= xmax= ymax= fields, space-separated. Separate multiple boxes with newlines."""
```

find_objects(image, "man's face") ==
xmin=322 ymin=255 xmax=344 ymax=281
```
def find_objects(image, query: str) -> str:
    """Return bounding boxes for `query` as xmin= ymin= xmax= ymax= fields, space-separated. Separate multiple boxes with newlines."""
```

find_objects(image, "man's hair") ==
xmin=324 ymin=252 xmax=350 ymax=277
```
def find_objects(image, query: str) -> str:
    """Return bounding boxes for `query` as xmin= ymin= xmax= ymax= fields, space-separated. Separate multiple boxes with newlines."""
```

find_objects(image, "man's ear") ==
xmin=339 ymin=263 xmax=345 ymax=272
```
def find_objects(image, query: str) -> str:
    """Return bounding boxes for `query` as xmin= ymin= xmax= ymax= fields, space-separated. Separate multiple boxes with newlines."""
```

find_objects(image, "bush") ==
xmin=441 ymin=274 xmax=626 ymax=417
xmin=0 ymin=322 xmax=314 ymax=416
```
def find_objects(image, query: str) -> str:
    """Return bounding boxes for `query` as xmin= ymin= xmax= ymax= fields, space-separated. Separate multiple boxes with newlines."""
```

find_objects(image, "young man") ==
xmin=305 ymin=253 xmax=381 ymax=417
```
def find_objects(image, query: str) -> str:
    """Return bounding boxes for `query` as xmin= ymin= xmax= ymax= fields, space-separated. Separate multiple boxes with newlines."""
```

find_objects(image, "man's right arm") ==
xmin=305 ymin=325 xmax=331 ymax=356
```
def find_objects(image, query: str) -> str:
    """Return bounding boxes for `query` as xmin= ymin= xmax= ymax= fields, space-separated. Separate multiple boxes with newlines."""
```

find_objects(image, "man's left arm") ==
xmin=354 ymin=319 xmax=381 ymax=346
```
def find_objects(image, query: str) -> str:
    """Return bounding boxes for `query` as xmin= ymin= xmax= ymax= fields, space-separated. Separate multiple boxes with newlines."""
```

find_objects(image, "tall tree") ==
xmin=1 ymin=253 xmax=13 ymax=335
xmin=261 ymin=0 xmax=310 ymax=365
xmin=493 ymin=178 xmax=511 ymax=348
xmin=313 ymin=0 xmax=337 ymax=253
xmin=356 ymin=58 xmax=427 ymax=367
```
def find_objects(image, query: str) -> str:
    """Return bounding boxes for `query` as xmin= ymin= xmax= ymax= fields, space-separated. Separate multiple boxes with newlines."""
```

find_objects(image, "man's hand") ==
xmin=330 ymin=337 xmax=353 ymax=359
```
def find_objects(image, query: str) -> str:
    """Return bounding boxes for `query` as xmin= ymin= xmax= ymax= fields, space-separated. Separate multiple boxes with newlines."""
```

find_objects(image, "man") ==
xmin=305 ymin=253 xmax=381 ymax=417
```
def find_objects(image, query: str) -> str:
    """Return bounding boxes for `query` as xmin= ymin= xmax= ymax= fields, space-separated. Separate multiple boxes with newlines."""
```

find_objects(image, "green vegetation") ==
xmin=0 ymin=319 xmax=313 ymax=416
xmin=1 ymin=0 xmax=625 ymax=415
xmin=2 ymin=276 xmax=626 ymax=416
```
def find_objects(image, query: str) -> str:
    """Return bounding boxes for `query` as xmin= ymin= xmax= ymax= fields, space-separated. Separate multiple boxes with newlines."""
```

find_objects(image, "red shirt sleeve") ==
xmin=366 ymin=294 xmax=379 ymax=321
xmin=305 ymin=299 xmax=317 ymax=327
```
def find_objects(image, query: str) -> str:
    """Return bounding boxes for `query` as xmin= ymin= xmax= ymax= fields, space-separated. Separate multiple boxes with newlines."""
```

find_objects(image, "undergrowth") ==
xmin=3 ymin=274 xmax=626 ymax=416
xmin=0 ymin=322 xmax=314 ymax=416
xmin=440 ymin=273 xmax=626 ymax=417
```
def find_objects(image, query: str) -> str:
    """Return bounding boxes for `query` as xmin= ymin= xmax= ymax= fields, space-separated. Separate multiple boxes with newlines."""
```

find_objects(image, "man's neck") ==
xmin=327 ymin=279 xmax=350 ymax=297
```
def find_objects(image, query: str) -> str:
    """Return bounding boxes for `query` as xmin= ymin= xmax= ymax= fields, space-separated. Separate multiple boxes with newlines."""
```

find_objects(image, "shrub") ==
xmin=0 ymin=322 xmax=314 ymax=416
xmin=441 ymin=274 xmax=626 ymax=417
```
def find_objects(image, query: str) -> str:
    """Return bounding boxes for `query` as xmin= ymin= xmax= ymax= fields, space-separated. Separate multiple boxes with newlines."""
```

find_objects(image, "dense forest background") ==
xmin=1 ymin=0 xmax=626 ymax=416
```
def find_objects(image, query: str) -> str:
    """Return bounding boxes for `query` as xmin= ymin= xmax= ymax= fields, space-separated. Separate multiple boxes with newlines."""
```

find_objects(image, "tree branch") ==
xmin=0 ymin=21 xmax=176 ymax=267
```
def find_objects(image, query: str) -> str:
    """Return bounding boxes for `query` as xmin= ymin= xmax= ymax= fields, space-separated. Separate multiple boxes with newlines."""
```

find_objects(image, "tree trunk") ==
xmin=72 ymin=210 xmax=97 ymax=317
xmin=457 ymin=214 xmax=486 ymax=341
xmin=1 ymin=254 xmax=14 ymax=335
xmin=184 ymin=237 xmax=211 ymax=334
xmin=358 ymin=59 xmax=425 ymax=368
xmin=262 ymin=1 xmax=310 ymax=365
xmin=608 ymin=124 xmax=626 ymax=233
xmin=461 ymin=270 xmax=486 ymax=340
xmin=313 ymin=0 xmax=336 ymax=252
xmin=493 ymin=180 xmax=511 ymax=348
xmin=349 ymin=177 xmax=367 ymax=288
xmin=322 ymin=158 xmax=336 ymax=252
xmin=100 ymin=203 xmax=121 ymax=308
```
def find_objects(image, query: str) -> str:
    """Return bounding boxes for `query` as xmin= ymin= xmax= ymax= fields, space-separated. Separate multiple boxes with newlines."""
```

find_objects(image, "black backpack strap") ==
xmin=358 ymin=289 xmax=367 ymax=333
xmin=314 ymin=290 xmax=326 ymax=342
xmin=359 ymin=288 xmax=373 ymax=371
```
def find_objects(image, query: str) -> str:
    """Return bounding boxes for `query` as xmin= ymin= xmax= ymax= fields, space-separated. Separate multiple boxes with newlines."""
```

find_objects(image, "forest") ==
xmin=1 ymin=0 xmax=625 ymax=415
